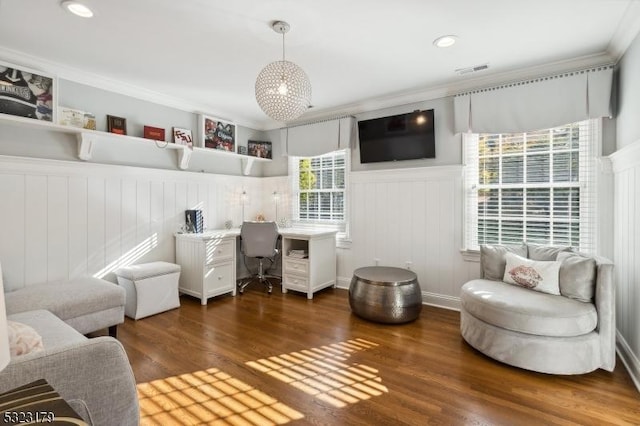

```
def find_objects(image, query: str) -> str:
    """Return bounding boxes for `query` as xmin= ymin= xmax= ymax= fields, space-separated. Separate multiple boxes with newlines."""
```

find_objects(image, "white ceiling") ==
xmin=0 ymin=0 xmax=639 ymax=130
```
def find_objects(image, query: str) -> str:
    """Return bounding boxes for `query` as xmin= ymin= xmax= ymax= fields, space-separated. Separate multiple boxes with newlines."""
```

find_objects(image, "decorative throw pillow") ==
xmin=527 ymin=243 xmax=572 ymax=261
xmin=503 ymin=252 xmax=561 ymax=295
xmin=557 ymin=251 xmax=597 ymax=303
xmin=480 ymin=243 xmax=528 ymax=281
xmin=7 ymin=320 xmax=44 ymax=357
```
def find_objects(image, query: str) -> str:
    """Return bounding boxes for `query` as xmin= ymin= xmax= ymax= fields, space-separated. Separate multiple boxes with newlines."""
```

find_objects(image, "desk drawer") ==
xmin=204 ymin=239 xmax=234 ymax=264
xmin=284 ymin=258 xmax=309 ymax=276
xmin=204 ymin=261 xmax=234 ymax=294
xmin=283 ymin=274 xmax=309 ymax=291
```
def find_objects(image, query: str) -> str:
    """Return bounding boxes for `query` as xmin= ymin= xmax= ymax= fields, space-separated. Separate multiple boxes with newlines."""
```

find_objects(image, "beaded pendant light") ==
xmin=255 ymin=21 xmax=312 ymax=122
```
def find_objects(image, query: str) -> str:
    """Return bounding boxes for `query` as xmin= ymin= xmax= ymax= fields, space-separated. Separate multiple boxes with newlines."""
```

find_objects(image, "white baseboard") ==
xmin=422 ymin=292 xmax=461 ymax=311
xmin=336 ymin=276 xmax=351 ymax=289
xmin=616 ymin=331 xmax=640 ymax=393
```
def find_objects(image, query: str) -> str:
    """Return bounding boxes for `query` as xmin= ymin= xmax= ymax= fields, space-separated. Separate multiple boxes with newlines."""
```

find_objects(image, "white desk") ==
xmin=175 ymin=227 xmax=337 ymax=303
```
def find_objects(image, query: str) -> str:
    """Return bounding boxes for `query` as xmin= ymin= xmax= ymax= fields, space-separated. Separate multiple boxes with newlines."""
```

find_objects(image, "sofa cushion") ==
xmin=503 ymin=253 xmax=561 ymax=295
xmin=557 ymin=252 xmax=597 ymax=303
xmin=461 ymin=279 xmax=597 ymax=337
xmin=5 ymin=277 xmax=125 ymax=322
xmin=480 ymin=243 xmax=528 ymax=281
xmin=527 ymin=243 xmax=571 ymax=261
xmin=8 ymin=310 xmax=86 ymax=352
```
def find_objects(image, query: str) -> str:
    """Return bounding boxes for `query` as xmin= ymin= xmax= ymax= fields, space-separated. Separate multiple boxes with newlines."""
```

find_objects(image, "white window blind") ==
xmin=464 ymin=120 xmax=599 ymax=253
xmin=289 ymin=149 xmax=348 ymax=233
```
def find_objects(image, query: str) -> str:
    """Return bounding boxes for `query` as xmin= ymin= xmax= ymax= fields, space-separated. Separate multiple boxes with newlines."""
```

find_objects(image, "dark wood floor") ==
xmin=116 ymin=283 xmax=640 ymax=425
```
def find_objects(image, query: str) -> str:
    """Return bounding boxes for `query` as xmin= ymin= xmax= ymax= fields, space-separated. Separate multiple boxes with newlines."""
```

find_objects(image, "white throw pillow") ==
xmin=7 ymin=320 xmax=44 ymax=357
xmin=503 ymin=252 xmax=561 ymax=295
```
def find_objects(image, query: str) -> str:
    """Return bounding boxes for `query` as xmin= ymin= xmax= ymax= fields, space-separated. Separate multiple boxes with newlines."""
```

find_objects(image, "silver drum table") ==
xmin=349 ymin=266 xmax=422 ymax=324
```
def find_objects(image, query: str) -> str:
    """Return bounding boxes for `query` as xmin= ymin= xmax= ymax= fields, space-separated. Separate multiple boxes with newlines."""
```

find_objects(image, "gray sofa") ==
xmin=460 ymin=243 xmax=615 ymax=374
xmin=0 ymin=310 xmax=139 ymax=425
xmin=0 ymin=267 xmax=138 ymax=425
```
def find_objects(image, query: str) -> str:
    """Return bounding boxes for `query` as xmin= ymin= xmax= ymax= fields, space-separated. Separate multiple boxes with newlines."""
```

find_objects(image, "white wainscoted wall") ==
xmin=610 ymin=140 xmax=640 ymax=391
xmin=338 ymin=166 xmax=480 ymax=310
xmin=0 ymin=155 xmax=268 ymax=291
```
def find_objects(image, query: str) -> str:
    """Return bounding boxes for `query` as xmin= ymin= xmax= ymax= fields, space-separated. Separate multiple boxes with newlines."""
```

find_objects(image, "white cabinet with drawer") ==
xmin=175 ymin=231 xmax=238 ymax=305
xmin=280 ymin=229 xmax=337 ymax=299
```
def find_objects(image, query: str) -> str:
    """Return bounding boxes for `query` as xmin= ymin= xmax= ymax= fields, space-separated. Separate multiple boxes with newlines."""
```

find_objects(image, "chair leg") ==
xmin=108 ymin=325 xmax=117 ymax=338
xmin=238 ymin=258 xmax=275 ymax=294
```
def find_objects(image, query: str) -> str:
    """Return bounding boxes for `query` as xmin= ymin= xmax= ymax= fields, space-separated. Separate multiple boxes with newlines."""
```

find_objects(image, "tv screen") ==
xmin=358 ymin=110 xmax=435 ymax=163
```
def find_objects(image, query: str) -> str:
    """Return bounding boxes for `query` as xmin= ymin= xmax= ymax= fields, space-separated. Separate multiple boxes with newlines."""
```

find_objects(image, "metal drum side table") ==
xmin=349 ymin=266 xmax=422 ymax=324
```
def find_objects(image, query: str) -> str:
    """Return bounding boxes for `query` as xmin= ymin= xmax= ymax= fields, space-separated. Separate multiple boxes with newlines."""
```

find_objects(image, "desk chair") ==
xmin=238 ymin=221 xmax=279 ymax=294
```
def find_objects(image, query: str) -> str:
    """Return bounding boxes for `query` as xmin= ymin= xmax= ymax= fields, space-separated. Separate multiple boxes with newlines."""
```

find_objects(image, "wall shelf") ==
xmin=0 ymin=113 xmax=270 ymax=175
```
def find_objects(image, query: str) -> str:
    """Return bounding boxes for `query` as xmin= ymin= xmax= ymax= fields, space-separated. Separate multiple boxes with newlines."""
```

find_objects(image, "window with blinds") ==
xmin=464 ymin=120 xmax=599 ymax=253
xmin=289 ymin=149 xmax=348 ymax=232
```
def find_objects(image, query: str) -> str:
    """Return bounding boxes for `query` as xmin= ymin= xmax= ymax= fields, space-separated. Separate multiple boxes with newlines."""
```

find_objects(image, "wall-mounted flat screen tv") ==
xmin=358 ymin=109 xmax=435 ymax=163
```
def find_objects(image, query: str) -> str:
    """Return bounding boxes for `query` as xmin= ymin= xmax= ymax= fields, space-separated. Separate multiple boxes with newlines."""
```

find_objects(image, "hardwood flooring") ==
xmin=116 ymin=284 xmax=640 ymax=425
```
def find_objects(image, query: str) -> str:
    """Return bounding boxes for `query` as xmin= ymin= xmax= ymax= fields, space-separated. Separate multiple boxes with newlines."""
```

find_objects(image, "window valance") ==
xmin=454 ymin=65 xmax=614 ymax=134
xmin=281 ymin=116 xmax=355 ymax=157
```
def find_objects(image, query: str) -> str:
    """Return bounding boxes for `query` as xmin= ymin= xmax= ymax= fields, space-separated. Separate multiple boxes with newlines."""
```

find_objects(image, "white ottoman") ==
xmin=115 ymin=261 xmax=181 ymax=320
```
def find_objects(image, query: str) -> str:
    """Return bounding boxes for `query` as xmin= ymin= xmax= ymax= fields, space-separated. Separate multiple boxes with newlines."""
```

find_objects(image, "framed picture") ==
xmin=59 ymin=106 xmax=96 ymax=130
xmin=0 ymin=60 xmax=56 ymax=122
xmin=172 ymin=127 xmax=193 ymax=148
xmin=143 ymin=125 xmax=165 ymax=141
xmin=201 ymin=115 xmax=236 ymax=152
xmin=107 ymin=115 xmax=127 ymax=135
xmin=248 ymin=140 xmax=272 ymax=159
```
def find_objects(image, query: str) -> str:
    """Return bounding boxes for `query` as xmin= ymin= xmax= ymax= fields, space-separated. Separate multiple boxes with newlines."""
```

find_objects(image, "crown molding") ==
xmin=0 ymin=45 xmax=615 ymax=133
xmin=268 ymin=52 xmax=614 ymax=131
xmin=0 ymin=46 xmax=266 ymax=130
xmin=607 ymin=1 xmax=640 ymax=60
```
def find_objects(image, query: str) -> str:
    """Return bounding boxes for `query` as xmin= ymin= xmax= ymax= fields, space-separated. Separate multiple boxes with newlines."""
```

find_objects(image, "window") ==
xmin=289 ymin=149 xmax=348 ymax=233
xmin=464 ymin=120 xmax=599 ymax=253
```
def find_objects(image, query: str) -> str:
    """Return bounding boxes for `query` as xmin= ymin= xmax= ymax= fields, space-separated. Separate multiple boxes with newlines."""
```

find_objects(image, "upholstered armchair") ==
xmin=460 ymin=243 xmax=615 ymax=374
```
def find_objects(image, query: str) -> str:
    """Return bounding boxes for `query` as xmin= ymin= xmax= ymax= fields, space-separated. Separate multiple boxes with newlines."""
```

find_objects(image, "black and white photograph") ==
xmin=0 ymin=60 xmax=55 ymax=122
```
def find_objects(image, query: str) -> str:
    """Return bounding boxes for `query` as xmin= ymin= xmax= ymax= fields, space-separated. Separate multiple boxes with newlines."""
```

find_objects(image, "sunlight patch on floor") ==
xmin=246 ymin=338 xmax=388 ymax=409
xmin=137 ymin=367 xmax=304 ymax=425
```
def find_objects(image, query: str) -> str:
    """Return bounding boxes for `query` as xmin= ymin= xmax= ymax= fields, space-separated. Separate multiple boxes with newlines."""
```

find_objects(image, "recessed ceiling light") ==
xmin=433 ymin=35 xmax=457 ymax=48
xmin=61 ymin=1 xmax=94 ymax=18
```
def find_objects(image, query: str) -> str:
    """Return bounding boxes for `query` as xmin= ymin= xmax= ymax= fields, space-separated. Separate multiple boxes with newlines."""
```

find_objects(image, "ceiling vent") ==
xmin=455 ymin=63 xmax=489 ymax=75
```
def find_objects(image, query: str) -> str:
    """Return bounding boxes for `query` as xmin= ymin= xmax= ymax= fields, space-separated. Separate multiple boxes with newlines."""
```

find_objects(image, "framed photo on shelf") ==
xmin=200 ymin=114 xmax=236 ymax=152
xmin=172 ymin=127 xmax=193 ymax=148
xmin=248 ymin=140 xmax=272 ymax=159
xmin=143 ymin=125 xmax=165 ymax=141
xmin=107 ymin=115 xmax=127 ymax=135
xmin=59 ymin=106 xmax=96 ymax=130
xmin=0 ymin=60 xmax=56 ymax=122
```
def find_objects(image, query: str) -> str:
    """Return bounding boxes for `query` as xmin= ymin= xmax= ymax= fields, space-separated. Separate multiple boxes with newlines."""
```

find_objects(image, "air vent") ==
xmin=455 ymin=63 xmax=489 ymax=75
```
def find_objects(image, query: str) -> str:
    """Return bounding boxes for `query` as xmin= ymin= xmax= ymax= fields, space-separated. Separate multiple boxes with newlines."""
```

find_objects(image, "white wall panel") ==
xmin=346 ymin=166 xmax=467 ymax=309
xmin=68 ymin=177 xmax=88 ymax=280
xmin=610 ymin=140 xmax=640 ymax=392
xmin=0 ymin=155 xmax=255 ymax=289
xmin=87 ymin=177 xmax=105 ymax=275
xmin=25 ymin=175 xmax=47 ymax=286
xmin=47 ymin=176 xmax=68 ymax=283
xmin=104 ymin=178 xmax=122 ymax=278
xmin=0 ymin=174 xmax=24 ymax=290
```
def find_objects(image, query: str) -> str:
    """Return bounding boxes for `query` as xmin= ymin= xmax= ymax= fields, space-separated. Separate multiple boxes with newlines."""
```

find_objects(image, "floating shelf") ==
xmin=0 ymin=113 xmax=271 ymax=175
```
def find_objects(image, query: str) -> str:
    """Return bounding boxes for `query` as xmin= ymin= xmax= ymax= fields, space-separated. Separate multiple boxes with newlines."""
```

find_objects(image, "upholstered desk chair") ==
xmin=238 ymin=221 xmax=279 ymax=294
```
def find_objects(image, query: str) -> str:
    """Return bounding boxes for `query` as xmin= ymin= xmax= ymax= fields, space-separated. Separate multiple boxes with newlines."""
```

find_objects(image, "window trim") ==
xmin=289 ymin=149 xmax=350 ymax=240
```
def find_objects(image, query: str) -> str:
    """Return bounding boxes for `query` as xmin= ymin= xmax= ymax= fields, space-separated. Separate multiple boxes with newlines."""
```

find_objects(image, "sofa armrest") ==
xmin=0 ymin=337 xmax=139 ymax=426
xmin=594 ymin=258 xmax=615 ymax=371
